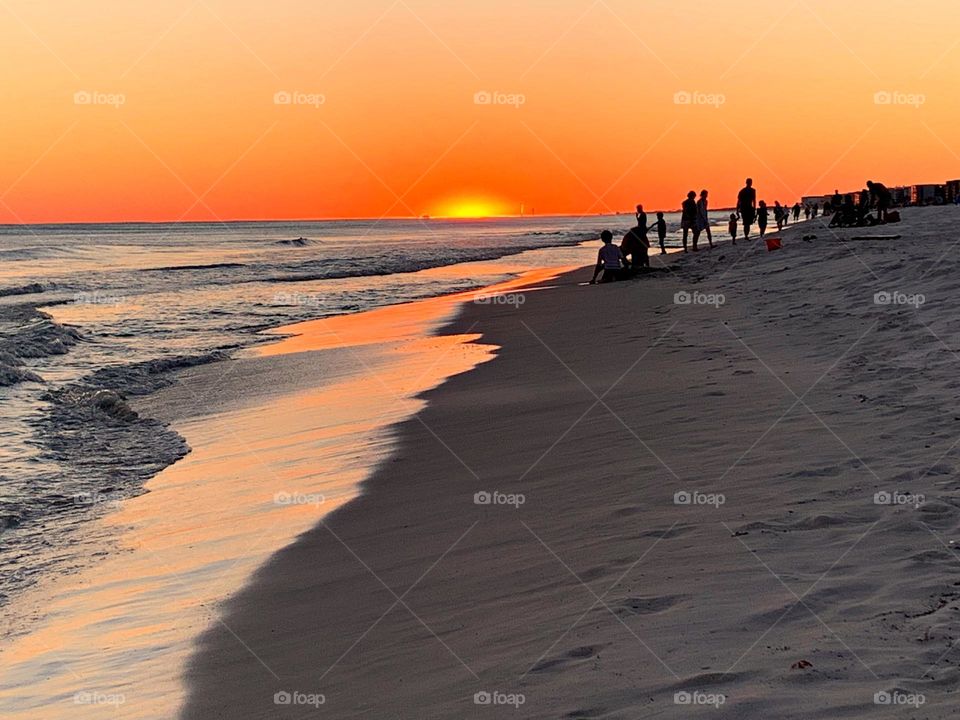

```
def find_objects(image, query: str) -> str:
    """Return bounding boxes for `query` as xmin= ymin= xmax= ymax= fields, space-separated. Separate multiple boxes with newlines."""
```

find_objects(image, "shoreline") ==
xmin=182 ymin=208 xmax=960 ymax=718
xmin=0 ymin=262 xmax=578 ymax=719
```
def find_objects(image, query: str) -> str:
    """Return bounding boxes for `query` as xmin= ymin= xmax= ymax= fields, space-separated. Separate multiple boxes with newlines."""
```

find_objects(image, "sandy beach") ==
xmin=172 ymin=207 xmax=960 ymax=718
xmin=6 ymin=3 xmax=960 ymax=717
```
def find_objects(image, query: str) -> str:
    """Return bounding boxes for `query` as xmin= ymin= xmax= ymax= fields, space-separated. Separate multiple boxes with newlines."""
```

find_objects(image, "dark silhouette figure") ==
xmin=591 ymin=230 xmax=628 ymax=283
xmin=858 ymin=188 xmax=871 ymax=225
xmin=655 ymin=212 xmax=668 ymax=255
xmin=728 ymin=214 xmax=738 ymax=245
xmin=696 ymin=190 xmax=714 ymax=249
xmin=681 ymin=191 xmax=699 ymax=252
xmin=736 ymin=178 xmax=757 ymax=239
xmin=621 ymin=207 xmax=650 ymax=270
xmin=792 ymin=203 xmax=801 ymax=222
xmin=757 ymin=200 xmax=769 ymax=238
xmin=867 ymin=180 xmax=892 ymax=222
xmin=774 ymin=201 xmax=784 ymax=231
xmin=812 ymin=202 xmax=819 ymax=218
xmin=829 ymin=194 xmax=859 ymax=227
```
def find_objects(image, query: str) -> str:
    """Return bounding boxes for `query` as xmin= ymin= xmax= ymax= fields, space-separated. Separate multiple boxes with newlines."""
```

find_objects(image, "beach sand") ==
xmin=179 ymin=207 xmax=960 ymax=718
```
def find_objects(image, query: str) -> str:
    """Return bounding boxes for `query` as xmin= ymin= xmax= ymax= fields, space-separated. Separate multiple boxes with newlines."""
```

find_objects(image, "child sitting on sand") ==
xmin=590 ymin=231 xmax=628 ymax=284
xmin=728 ymin=214 xmax=738 ymax=245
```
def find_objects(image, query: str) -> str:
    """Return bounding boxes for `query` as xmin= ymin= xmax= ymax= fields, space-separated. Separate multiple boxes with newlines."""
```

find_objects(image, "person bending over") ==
xmin=867 ymin=180 xmax=892 ymax=223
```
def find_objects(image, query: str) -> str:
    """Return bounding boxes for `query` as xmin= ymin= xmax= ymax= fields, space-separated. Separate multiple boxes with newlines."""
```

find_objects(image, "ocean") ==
xmin=0 ymin=214 xmax=690 ymax=613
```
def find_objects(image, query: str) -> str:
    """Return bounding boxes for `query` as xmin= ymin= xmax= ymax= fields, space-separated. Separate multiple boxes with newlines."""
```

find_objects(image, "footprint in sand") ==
xmin=617 ymin=594 xmax=686 ymax=616
xmin=529 ymin=644 xmax=605 ymax=673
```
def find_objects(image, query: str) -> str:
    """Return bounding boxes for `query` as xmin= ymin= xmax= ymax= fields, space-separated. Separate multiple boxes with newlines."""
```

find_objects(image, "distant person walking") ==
xmin=590 ymin=231 xmax=628 ymax=283
xmin=696 ymin=190 xmax=714 ymax=249
xmin=681 ymin=191 xmax=699 ymax=252
xmin=728 ymin=214 xmax=739 ymax=245
xmin=655 ymin=212 xmax=668 ymax=255
xmin=792 ymin=203 xmax=801 ymax=223
xmin=757 ymin=200 xmax=769 ymax=238
xmin=774 ymin=201 xmax=784 ymax=231
xmin=831 ymin=189 xmax=843 ymax=214
xmin=736 ymin=178 xmax=757 ymax=240
xmin=812 ymin=202 xmax=819 ymax=218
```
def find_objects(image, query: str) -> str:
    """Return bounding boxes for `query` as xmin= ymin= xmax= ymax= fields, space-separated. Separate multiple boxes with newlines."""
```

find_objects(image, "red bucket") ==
xmin=765 ymin=237 xmax=782 ymax=252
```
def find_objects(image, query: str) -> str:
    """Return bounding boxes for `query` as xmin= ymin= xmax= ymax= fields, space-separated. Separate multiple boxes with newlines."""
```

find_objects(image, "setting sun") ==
xmin=432 ymin=196 xmax=512 ymax=219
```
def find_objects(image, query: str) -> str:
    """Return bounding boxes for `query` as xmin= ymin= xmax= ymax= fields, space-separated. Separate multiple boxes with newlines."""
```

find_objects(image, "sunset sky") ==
xmin=2 ymin=0 xmax=959 ymax=222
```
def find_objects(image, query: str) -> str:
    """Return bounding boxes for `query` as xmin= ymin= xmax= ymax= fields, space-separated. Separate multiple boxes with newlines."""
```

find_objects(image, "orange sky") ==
xmin=1 ymin=0 xmax=959 ymax=222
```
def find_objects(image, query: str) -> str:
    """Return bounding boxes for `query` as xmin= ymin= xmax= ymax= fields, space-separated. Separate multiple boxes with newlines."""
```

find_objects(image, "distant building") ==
xmin=946 ymin=180 xmax=960 ymax=204
xmin=890 ymin=186 xmax=911 ymax=206
xmin=801 ymin=195 xmax=830 ymax=207
xmin=911 ymin=184 xmax=945 ymax=205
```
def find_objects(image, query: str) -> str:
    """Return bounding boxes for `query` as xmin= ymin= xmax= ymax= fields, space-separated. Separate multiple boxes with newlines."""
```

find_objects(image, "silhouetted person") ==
xmin=858 ymin=188 xmax=870 ymax=225
xmin=774 ymin=201 xmax=784 ymax=230
xmin=792 ymin=203 xmax=801 ymax=222
xmin=681 ymin=191 xmax=698 ymax=252
xmin=696 ymin=190 xmax=714 ymax=249
xmin=867 ymin=181 xmax=892 ymax=222
xmin=812 ymin=202 xmax=819 ymax=218
xmin=591 ymin=230 xmax=628 ymax=284
xmin=728 ymin=214 xmax=738 ymax=245
xmin=804 ymin=204 xmax=811 ymax=220
xmin=737 ymin=178 xmax=757 ymax=239
xmin=757 ymin=200 xmax=769 ymax=238
xmin=831 ymin=189 xmax=843 ymax=214
xmin=830 ymin=194 xmax=858 ymax=227
xmin=655 ymin=212 xmax=667 ymax=255
xmin=621 ymin=209 xmax=650 ymax=270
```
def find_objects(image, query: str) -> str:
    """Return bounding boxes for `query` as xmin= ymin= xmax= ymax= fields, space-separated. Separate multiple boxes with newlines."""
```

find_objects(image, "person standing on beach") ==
xmin=831 ymin=189 xmax=843 ymax=214
xmin=792 ymin=203 xmax=801 ymax=223
xmin=655 ymin=212 xmax=668 ymax=255
xmin=696 ymin=190 xmax=714 ymax=249
xmin=728 ymin=214 xmax=738 ymax=245
xmin=774 ymin=201 xmax=784 ymax=231
xmin=858 ymin=187 xmax=871 ymax=225
xmin=757 ymin=200 xmax=769 ymax=238
xmin=736 ymin=178 xmax=757 ymax=240
xmin=812 ymin=202 xmax=819 ymax=218
xmin=681 ymin=191 xmax=699 ymax=252
xmin=590 ymin=231 xmax=628 ymax=284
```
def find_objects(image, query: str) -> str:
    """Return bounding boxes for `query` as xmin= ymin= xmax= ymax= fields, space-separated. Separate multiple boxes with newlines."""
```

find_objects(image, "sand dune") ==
xmin=182 ymin=207 xmax=960 ymax=718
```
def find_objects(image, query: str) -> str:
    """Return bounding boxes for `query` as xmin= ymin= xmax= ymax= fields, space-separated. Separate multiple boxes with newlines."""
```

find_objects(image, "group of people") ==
xmin=590 ymin=177 xmax=891 ymax=283
xmin=828 ymin=181 xmax=893 ymax=228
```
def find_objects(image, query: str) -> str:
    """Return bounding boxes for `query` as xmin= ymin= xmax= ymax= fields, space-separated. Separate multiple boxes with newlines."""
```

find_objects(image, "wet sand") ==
xmin=0 ymin=269 xmax=574 ymax=719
